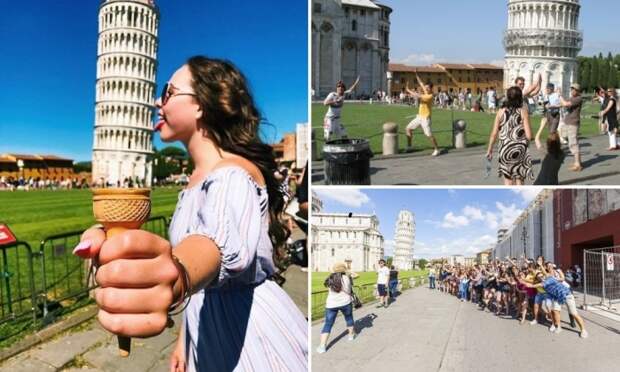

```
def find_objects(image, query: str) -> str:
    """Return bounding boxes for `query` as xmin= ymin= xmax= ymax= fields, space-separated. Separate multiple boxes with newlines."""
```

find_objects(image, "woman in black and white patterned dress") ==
xmin=486 ymin=86 xmax=533 ymax=185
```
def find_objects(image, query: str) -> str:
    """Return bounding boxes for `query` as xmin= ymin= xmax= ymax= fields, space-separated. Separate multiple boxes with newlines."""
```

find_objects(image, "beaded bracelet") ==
xmin=169 ymin=254 xmax=191 ymax=315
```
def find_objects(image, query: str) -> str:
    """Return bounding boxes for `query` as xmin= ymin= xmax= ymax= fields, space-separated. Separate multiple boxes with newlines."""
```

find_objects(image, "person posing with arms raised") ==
xmin=404 ymin=72 xmax=440 ymax=156
xmin=74 ymin=56 xmax=307 ymax=372
xmin=560 ymin=83 xmax=584 ymax=172
xmin=323 ymin=77 xmax=360 ymax=142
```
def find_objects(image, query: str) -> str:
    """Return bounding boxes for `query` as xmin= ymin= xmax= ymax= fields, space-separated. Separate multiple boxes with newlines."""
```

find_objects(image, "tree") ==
xmin=599 ymin=54 xmax=610 ymax=88
xmin=386 ymin=257 xmax=393 ymax=267
xmin=418 ymin=258 xmax=428 ymax=270
xmin=579 ymin=59 xmax=590 ymax=92
xmin=609 ymin=62 xmax=618 ymax=89
xmin=591 ymin=55 xmax=600 ymax=90
xmin=73 ymin=161 xmax=92 ymax=173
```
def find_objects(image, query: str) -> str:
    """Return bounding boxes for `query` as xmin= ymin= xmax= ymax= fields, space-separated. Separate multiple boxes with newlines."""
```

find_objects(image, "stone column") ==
xmin=382 ymin=122 xmax=398 ymax=155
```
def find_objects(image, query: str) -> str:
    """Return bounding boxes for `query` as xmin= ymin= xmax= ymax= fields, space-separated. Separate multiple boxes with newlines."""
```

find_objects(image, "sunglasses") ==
xmin=160 ymin=82 xmax=197 ymax=106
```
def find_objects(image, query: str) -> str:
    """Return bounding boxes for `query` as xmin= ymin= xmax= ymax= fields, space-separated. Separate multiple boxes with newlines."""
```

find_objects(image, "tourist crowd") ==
xmin=429 ymin=256 xmax=588 ymax=338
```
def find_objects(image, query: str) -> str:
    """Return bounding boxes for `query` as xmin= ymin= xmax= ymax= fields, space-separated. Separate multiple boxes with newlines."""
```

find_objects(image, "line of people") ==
xmin=429 ymin=256 xmax=589 ymax=339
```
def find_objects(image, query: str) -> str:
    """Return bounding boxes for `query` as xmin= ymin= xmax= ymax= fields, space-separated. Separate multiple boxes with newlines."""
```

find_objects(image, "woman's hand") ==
xmin=169 ymin=335 xmax=186 ymax=372
xmin=485 ymin=148 xmax=493 ymax=160
xmin=74 ymin=229 xmax=179 ymax=338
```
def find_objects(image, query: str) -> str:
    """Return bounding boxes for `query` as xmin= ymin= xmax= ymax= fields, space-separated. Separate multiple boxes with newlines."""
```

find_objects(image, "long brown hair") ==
xmin=185 ymin=56 xmax=289 ymax=257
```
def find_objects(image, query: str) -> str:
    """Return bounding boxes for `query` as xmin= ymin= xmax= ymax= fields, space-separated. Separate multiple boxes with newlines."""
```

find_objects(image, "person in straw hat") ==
xmin=316 ymin=262 xmax=358 ymax=354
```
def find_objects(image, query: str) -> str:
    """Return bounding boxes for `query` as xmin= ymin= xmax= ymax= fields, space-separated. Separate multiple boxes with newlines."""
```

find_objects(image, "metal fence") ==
xmin=311 ymin=275 xmax=427 ymax=320
xmin=0 ymin=216 xmax=170 ymax=343
xmin=583 ymin=245 xmax=620 ymax=313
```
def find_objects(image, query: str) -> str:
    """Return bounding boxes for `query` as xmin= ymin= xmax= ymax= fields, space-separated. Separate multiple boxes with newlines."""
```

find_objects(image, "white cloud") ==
xmin=463 ymin=205 xmax=484 ymax=221
xmin=415 ymin=234 xmax=496 ymax=260
xmin=496 ymin=202 xmax=523 ymax=229
xmin=395 ymin=53 xmax=437 ymax=66
xmin=314 ymin=189 xmax=371 ymax=208
xmin=441 ymin=212 xmax=469 ymax=229
xmin=511 ymin=189 xmax=543 ymax=204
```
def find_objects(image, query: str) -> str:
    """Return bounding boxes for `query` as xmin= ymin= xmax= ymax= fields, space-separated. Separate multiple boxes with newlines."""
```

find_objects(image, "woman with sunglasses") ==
xmin=75 ymin=56 xmax=308 ymax=371
xmin=600 ymin=88 xmax=620 ymax=150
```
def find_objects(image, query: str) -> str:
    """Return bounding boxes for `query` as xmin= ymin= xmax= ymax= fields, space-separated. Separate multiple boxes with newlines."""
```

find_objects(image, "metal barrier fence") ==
xmin=311 ymin=275 xmax=427 ymax=320
xmin=583 ymin=245 xmax=620 ymax=313
xmin=0 ymin=216 xmax=170 ymax=343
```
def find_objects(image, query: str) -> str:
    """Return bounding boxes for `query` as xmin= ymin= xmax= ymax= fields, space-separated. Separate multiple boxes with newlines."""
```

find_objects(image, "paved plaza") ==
xmin=312 ymin=134 xmax=620 ymax=185
xmin=312 ymin=286 xmax=620 ymax=372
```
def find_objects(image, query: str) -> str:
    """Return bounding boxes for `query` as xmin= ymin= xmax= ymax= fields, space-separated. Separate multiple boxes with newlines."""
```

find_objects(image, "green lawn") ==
xmin=0 ymin=187 xmax=181 ymax=250
xmin=0 ymin=187 xmax=181 ymax=346
xmin=312 ymin=102 xmax=601 ymax=155
xmin=311 ymin=269 xmax=428 ymax=292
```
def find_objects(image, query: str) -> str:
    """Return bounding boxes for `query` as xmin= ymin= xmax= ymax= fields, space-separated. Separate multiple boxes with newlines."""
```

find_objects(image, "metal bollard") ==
xmin=453 ymin=120 xmax=467 ymax=149
xmin=382 ymin=122 xmax=399 ymax=155
xmin=311 ymin=128 xmax=319 ymax=161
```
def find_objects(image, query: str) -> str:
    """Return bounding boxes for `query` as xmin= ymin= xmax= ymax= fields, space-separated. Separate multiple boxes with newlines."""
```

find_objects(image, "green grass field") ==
xmin=0 ymin=187 xmax=181 ymax=250
xmin=0 ymin=187 xmax=181 ymax=346
xmin=311 ymin=269 xmax=428 ymax=292
xmin=312 ymin=102 xmax=601 ymax=155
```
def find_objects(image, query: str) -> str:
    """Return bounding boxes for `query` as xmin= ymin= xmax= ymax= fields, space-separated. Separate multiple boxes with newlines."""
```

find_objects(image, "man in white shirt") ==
xmin=323 ymin=77 xmax=360 ymax=142
xmin=487 ymin=87 xmax=497 ymax=113
xmin=376 ymin=259 xmax=390 ymax=308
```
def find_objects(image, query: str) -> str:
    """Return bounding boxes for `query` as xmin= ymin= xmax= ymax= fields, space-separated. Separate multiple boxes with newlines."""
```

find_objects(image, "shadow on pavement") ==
xmin=581 ymin=154 xmax=618 ymax=168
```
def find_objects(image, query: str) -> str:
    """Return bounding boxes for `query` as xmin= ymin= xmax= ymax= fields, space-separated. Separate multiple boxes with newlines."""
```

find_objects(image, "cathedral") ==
xmin=311 ymin=0 xmax=392 ymax=98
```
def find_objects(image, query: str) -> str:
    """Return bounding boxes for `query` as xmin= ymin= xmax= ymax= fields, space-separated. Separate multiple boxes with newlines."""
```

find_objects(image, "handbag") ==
xmin=351 ymin=291 xmax=362 ymax=309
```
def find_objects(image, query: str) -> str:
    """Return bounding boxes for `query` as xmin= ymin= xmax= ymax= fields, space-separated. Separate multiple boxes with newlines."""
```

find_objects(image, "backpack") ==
xmin=325 ymin=272 xmax=343 ymax=293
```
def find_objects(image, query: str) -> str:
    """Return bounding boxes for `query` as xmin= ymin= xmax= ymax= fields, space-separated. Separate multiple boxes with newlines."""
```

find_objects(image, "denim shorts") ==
xmin=534 ymin=292 xmax=549 ymax=305
xmin=377 ymin=284 xmax=387 ymax=296
xmin=321 ymin=303 xmax=354 ymax=334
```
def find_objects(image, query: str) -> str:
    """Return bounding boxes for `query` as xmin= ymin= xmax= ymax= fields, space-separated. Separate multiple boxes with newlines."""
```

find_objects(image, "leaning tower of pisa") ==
xmin=393 ymin=210 xmax=415 ymax=271
xmin=92 ymin=0 xmax=159 ymax=187
xmin=504 ymin=0 xmax=583 ymax=94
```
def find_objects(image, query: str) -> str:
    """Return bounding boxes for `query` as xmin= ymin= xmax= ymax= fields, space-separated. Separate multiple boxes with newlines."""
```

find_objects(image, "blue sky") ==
xmin=0 ymin=0 xmax=308 ymax=162
xmin=313 ymin=188 xmax=545 ymax=259
xmin=383 ymin=0 xmax=620 ymax=66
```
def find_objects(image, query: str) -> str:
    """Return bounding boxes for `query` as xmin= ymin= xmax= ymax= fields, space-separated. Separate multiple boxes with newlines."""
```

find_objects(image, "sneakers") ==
xmin=549 ymin=325 xmax=556 ymax=332
xmin=316 ymin=345 xmax=326 ymax=354
xmin=406 ymin=146 xmax=413 ymax=153
xmin=580 ymin=330 xmax=589 ymax=339
xmin=348 ymin=333 xmax=357 ymax=341
xmin=529 ymin=319 xmax=538 ymax=325
xmin=554 ymin=327 xmax=562 ymax=334
xmin=432 ymin=149 xmax=440 ymax=157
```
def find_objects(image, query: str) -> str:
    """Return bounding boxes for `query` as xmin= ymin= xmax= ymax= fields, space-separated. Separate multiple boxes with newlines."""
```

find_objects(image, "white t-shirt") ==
xmin=377 ymin=266 xmax=390 ymax=285
xmin=325 ymin=274 xmax=352 ymax=309
xmin=547 ymin=92 xmax=561 ymax=108
xmin=325 ymin=92 xmax=344 ymax=119
xmin=487 ymin=90 xmax=496 ymax=105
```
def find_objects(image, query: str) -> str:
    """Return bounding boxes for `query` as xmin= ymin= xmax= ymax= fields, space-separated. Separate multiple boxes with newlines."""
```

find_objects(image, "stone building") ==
xmin=389 ymin=63 xmax=504 ymax=96
xmin=392 ymin=210 xmax=414 ymax=270
xmin=312 ymin=212 xmax=384 ymax=272
xmin=503 ymin=0 xmax=583 ymax=94
xmin=311 ymin=0 xmax=392 ymax=98
xmin=92 ymin=0 xmax=159 ymax=187
xmin=0 ymin=154 xmax=74 ymax=180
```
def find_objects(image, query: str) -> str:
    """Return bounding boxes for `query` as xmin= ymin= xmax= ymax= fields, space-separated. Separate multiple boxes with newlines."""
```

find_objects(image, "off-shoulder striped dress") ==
xmin=168 ymin=166 xmax=308 ymax=372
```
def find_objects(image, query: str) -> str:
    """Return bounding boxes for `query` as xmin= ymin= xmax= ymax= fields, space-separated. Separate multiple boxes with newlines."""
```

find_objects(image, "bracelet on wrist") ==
xmin=169 ymin=254 xmax=191 ymax=315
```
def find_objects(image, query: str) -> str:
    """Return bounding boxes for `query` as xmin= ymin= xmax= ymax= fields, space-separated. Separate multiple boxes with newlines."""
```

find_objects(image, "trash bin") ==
xmin=323 ymin=139 xmax=373 ymax=185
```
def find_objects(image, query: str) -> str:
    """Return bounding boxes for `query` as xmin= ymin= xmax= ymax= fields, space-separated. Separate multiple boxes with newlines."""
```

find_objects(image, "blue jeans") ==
xmin=321 ymin=303 xmax=354 ymax=334
xmin=389 ymin=280 xmax=398 ymax=298
xmin=429 ymin=276 xmax=436 ymax=289
xmin=459 ymin=283 xmax=468 ymax=300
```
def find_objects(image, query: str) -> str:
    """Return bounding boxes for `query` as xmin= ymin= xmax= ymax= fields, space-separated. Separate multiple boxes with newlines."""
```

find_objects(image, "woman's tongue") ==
xmin=154 ymin=120 xmax=165 ymax=132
